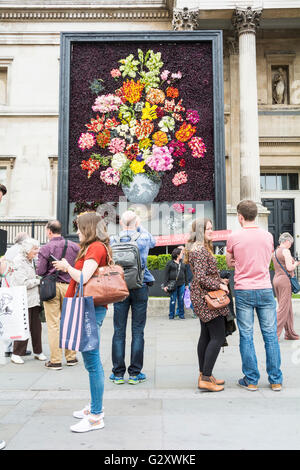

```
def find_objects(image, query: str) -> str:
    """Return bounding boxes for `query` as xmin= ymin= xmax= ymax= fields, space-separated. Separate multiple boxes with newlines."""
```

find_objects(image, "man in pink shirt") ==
xmin=226 ymin=200 xmax=283 ymax=391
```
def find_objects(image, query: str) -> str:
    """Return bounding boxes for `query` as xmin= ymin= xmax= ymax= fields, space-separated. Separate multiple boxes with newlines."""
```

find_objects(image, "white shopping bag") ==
xmin=0 ymin=285 xmax=29 ymax=341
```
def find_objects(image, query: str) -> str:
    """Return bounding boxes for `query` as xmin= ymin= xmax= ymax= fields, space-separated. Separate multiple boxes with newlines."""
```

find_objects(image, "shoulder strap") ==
xmin=175 ymin=262 xmax=181 ymax=281
xmin=274 ymin=249 xmax=291 ymax=279
xmin=61 ymin=239 xmax=68 ymax=259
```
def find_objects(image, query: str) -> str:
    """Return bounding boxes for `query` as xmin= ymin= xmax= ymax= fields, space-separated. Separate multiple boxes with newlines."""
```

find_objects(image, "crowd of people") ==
xmin=0 ymin=194 xmax=299 ymax=440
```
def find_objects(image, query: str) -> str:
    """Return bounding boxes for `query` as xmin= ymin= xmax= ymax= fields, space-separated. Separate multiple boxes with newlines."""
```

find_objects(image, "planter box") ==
xmin=148 ymin=269 xmax=168 ymax=297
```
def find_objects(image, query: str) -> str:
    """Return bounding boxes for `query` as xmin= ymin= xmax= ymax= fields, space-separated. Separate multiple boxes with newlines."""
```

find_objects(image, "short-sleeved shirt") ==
xmin=226 ymin=227 xmax=274 ymax=290
xmin=65 ymin=241 xmax=107 ymax=299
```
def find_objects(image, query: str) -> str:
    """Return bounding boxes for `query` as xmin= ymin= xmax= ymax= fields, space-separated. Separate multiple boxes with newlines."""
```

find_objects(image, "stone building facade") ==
xmin=0 ymin=1 xmax=300 ymax=250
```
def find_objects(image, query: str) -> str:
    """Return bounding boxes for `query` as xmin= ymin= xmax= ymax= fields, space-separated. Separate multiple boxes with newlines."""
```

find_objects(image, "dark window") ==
xmin=260 ymin=173 xmax=299 ymax=191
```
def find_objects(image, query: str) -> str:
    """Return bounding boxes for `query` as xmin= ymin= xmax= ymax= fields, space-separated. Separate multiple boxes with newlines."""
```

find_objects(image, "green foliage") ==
xmin=89 ymin=78 xmax=104 ymax=94
xmin=119 ymin=161 xmax=134 ymax=187
xmin=90 ymin=154 xmax=110 ymax=166
xmin=146 ymin=253 xmax=274 ymax=271
xmin=147 ymin=255 xmax=159 ymax=271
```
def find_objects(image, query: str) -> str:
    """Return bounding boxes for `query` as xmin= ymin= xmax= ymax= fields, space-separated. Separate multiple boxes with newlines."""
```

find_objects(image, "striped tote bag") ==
xmin=59 ymin=273 xmax=99 ymax=352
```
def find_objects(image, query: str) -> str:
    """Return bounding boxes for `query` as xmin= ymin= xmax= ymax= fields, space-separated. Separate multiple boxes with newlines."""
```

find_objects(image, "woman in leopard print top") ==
xmin=185 ymin=219 xmax=229 ymax=392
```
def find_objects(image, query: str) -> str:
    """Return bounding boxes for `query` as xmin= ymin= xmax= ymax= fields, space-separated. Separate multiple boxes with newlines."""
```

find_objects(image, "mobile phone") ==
xmin=49 ymin=254 xmax=58 ymax=262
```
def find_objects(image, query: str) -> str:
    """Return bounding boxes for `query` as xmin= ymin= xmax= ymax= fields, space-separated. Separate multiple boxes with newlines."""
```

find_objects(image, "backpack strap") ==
xmin=274 ymin=249 xmax=292 ymax=279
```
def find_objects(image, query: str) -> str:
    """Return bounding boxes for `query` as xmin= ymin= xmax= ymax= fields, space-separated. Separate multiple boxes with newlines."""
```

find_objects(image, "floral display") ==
xmin=68 ymin=41 xmax=214 ymax=204
xmin=76 ymin=48 xmax=207 ymax=193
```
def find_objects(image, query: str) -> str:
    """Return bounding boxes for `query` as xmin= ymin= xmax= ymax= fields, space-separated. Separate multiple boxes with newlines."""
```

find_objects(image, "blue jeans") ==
xmin=112 ymin=285 xmax=148 ymax=377
xmin=235 ymin=289 xmax=283 ymax=385
xmin=169 ymin=284 xmax=185 ymax=319
xmin=81 ymin=306 xmax=106 ymax=415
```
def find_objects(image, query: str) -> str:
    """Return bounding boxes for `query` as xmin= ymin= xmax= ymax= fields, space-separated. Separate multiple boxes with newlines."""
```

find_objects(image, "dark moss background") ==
xmin=69 ymin=41 xmax=214 ymax=203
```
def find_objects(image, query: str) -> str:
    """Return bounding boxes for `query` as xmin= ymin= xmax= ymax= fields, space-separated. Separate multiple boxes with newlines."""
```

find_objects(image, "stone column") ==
xmin=232 ymin=7 xmax=262 ymax=204
xmin=172 ymin=7 xmax=199 ymax=31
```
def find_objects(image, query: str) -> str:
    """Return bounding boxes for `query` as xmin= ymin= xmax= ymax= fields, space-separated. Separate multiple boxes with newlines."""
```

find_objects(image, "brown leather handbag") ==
xmin=83 ymin=246 xmax=129 ymax=306
xmin=205 ymin=290 xmax=230 ymax=310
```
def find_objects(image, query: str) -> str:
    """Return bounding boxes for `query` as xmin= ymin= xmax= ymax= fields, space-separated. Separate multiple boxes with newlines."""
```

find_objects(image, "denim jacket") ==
xmin=110 ymin=226 xmax=156 ymax=284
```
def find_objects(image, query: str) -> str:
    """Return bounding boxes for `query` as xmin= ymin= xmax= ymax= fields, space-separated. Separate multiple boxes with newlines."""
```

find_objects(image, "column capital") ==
xmin=226 ymin=36 xmax=239 ymax=56
xmin=172 ymin=7 xmax=199 ymax=31
xmin=232 ymin=6 xmax=262 ymax=36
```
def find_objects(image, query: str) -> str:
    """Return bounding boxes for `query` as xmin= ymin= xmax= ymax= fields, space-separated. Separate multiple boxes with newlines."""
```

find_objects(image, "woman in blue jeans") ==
xmin=54 ymin=212 xmax=110 ymax=433
xmin=163 ymin=247 xmax=188 ymax=319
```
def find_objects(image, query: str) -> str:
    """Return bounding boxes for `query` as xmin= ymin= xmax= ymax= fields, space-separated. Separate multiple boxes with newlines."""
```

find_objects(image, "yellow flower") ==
xmin=139 ymin=138 xmax=152 ymax=149
xmin=152 ymin=131 xmax=168 ymax=147
xmin=142 ymin=102 xmax=157 ymax=121
xmin=130 ymin=160 xmax=146 ymax=174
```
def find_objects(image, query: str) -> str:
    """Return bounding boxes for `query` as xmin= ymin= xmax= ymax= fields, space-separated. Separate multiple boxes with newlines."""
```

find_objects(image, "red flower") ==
xmin=96 ymin=129 xmax=111 ymax=148
xmin=179 ymin=158 xmax=186 ymax=168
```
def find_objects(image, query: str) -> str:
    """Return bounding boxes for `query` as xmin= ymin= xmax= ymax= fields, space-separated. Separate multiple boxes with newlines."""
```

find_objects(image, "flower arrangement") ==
xmin=78 ymin=49 xmax=207 ymax=190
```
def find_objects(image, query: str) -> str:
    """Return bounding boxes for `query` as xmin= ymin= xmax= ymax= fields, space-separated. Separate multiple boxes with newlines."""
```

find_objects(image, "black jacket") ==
xmin=164 ymin=260 xmax=189 ymax=287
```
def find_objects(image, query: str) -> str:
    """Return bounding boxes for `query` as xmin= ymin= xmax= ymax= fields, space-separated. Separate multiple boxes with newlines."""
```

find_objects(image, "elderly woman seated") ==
xmin=10 ymin=237 xmax=47 ymax=364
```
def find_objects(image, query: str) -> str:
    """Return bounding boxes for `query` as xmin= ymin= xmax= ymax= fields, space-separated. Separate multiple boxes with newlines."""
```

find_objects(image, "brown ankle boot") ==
xmin=198 ymin=376 xmax=224 ymax=392
xmin=199 ymin=372 xmax=225 ymax=387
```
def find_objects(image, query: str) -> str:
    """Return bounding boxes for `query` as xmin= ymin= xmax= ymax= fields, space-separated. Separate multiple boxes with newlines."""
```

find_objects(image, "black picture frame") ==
xmin=57 ymin=30 xmax=226 ymax=238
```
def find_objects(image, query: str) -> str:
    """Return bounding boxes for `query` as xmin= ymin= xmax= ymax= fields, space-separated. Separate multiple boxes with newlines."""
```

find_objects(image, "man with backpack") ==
xmin=110 ymin=210 xmax=156 ymax=385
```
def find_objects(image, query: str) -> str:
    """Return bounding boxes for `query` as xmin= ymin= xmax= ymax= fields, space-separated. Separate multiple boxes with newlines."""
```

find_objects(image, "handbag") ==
xmin=60 ymin=273 xmax=99 ymax=352
xmin=83 ymin=244 xmax=129 ymax=306
xmin=40 ymin=240 xmax=68 ymax=302
xmin=205 ymin=290 xmax=230 ymax=310
xmin=274 ymin=249 xmax=300 ymax=294
xmin=0 ymin=277 xmax=30 ymax=341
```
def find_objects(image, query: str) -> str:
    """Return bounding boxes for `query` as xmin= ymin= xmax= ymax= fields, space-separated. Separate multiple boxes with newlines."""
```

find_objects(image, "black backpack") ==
xmin=111 ymin=232 xmax=144 ymax=290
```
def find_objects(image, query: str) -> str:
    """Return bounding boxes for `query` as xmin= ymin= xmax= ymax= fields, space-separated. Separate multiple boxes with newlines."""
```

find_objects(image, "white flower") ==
xmin=111 ymin=152 xmax=128 ymax=171
xmin=116 ymin=124 xmax=129 ymax=138
xmin=158 ymin=116 xmax=175 ymax=133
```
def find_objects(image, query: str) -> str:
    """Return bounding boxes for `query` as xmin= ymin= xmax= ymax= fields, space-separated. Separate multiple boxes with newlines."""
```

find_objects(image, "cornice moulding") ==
xmin=0 ymin=4 xmax=172 ymax=21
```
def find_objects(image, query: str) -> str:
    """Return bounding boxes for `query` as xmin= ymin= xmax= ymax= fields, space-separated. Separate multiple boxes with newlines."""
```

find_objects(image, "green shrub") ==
xmin=157 ymin=254 xmax=172 ymax=270
xmin=147 ymin=255 xmax=159 ymax=271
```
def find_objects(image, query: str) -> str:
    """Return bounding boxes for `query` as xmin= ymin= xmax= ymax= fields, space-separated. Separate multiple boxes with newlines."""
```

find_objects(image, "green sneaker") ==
xmin=128 ymin=373 xmax=146 ymax=385
xmin=109 ymin=373 xmax=124 ymax=384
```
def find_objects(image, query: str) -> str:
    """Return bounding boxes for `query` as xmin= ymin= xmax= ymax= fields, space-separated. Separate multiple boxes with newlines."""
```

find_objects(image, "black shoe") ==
xmin=5 ymin=351 xmax=12 ymax=357
xmin=25 ymin=350 xmax=32 ymax=356
xmin=66 ymin=358 xmax=79 ymax=367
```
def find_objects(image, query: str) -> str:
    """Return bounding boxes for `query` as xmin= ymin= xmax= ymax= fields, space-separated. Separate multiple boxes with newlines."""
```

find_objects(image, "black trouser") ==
xmin=13 ymin=306 xmax=42 ymax=356
xmin=198 ymin=315 xmax=226 ymax=377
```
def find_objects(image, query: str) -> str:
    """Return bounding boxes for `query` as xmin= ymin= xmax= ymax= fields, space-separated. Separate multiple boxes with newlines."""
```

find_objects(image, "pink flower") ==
xmin=111 ymin=69 xmax=121 ymax=78
xmin=171 ymin=71 xmax=182 ymax=80
xmin=146 ymin=146 xmax=174 ymax=172
xmin=188 ymin=208 xmax=196 ymax=214
xmin=108 ymin=137 xmax=126 ymax=154
xmin=188 ymin=137 xmax=207 ymax=158
xmin=186 ymin=109 xmax=200 ymax=124
xmin=173 ymin=203 xmax=185 ymax=213
xmin=172 ymin=171 xmax=188 ymax=186
xmin=160 ymin=70 xmax=170 ymax=81
xmin=100 ymin=167 xmax=120 ymax=185
xmin=92 ymin=94 xmax=122 ymax=114
xmin=78 ymin=132 xmax=96 ymax=150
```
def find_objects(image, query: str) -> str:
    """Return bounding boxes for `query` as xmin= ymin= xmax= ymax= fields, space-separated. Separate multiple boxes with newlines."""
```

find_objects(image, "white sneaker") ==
xmin=0 ymin=440 xmax=6 ymax=450
xmin=11 ymin=354 xmax=24 ymax=364
xmin=70 ymin=415 xmax=105 ymax=433
xmin=34 ymin=353 xmax=47 ymax=361
xmin=73 ymin=404 xmax=105 ymax=420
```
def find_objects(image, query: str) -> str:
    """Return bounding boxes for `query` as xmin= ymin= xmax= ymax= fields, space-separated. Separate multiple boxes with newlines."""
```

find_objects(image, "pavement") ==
xmin=1 ymin=299 xmax=300 ymax=451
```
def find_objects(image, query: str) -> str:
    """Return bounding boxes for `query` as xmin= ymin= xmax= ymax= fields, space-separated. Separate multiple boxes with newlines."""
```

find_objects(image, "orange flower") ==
xmin=146 ymin=88 xmax=165 ymax=105
xmin=175 ymin=122 xmax=197 ymax=142
xmin=122 ymin=79 xmax=144 ymax=104
xmin=166 ymin=87 xmax=179 ymax=99
xmin=135 ymin=120 xmax=154 ymax=140
xmin=152 ymin=131 xmax=168 ymax=147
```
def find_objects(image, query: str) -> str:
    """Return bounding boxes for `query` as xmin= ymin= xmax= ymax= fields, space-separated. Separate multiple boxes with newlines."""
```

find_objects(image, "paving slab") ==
xmin=0 ymin=309 xmax=300 ymax=450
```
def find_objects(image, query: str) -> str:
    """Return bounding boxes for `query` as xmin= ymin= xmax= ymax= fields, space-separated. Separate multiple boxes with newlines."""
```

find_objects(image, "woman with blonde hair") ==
xmin=53 ymin=212 xmax=111 ymax=433
xmin=185 ymin=218 xmax=229 ymax=392
xmin=273 ymin=232 xmax=300 ymax=340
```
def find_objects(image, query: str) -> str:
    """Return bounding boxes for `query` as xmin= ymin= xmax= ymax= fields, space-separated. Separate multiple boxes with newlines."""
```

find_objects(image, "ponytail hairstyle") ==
xmin=184 ymin=218 xmax=213 ymax=264
xmin=76 ymin=211 xmax=112 ymax=261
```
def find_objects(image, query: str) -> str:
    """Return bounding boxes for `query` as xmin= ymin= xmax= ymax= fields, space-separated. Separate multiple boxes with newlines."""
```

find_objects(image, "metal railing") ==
xmin=0 ymin=220 xmax=48 ymax=246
